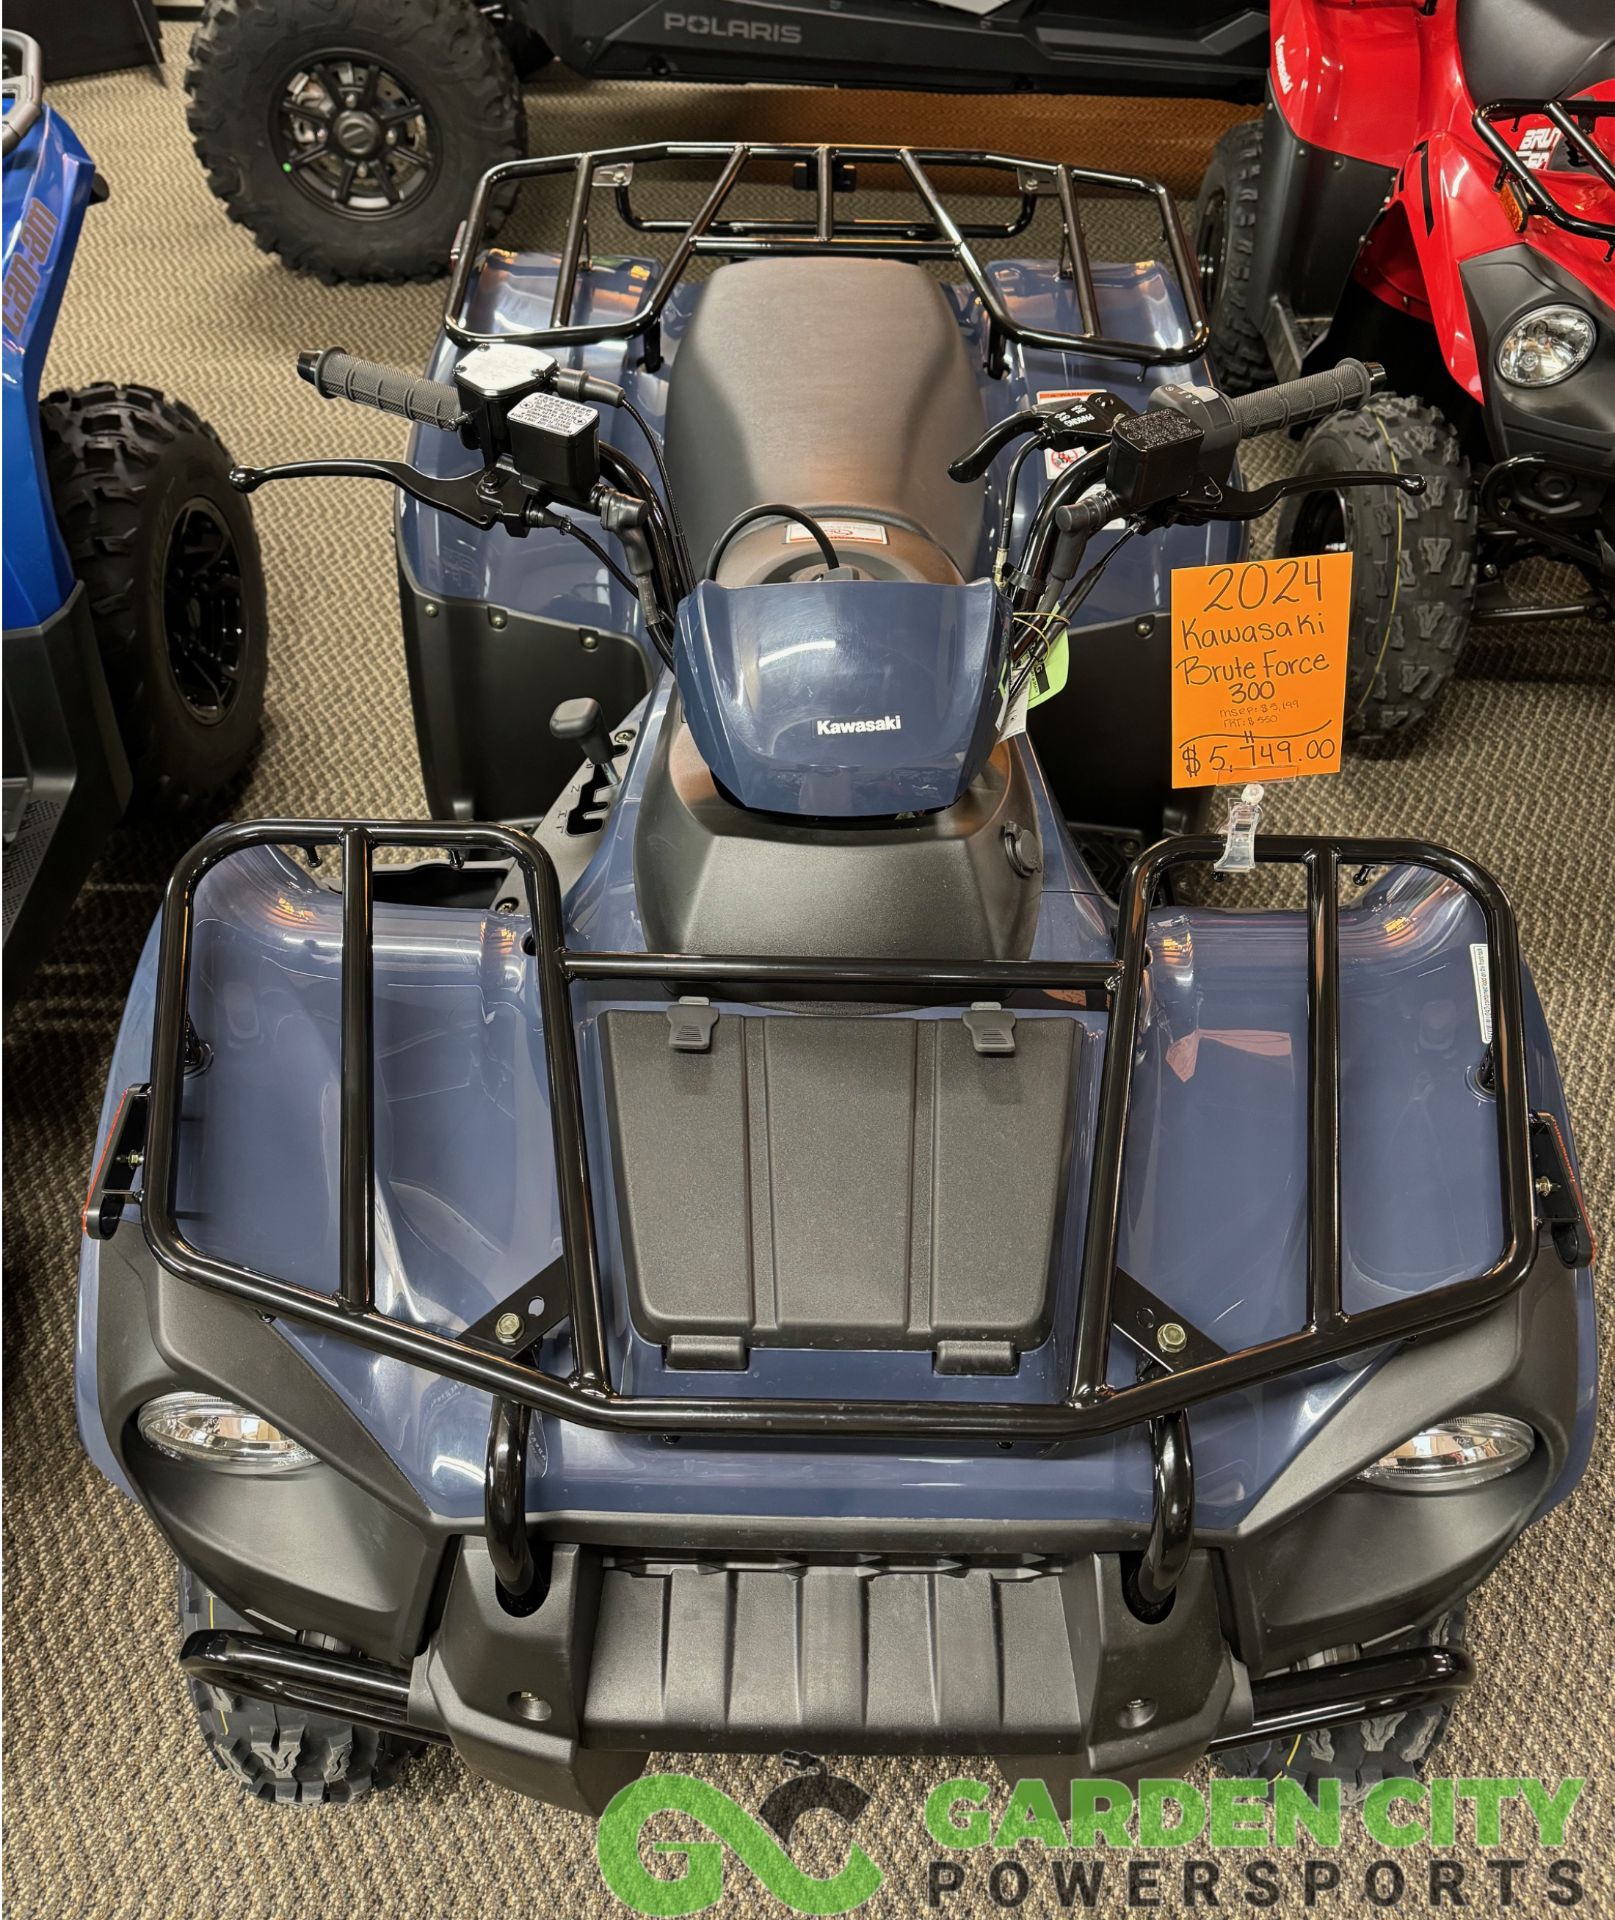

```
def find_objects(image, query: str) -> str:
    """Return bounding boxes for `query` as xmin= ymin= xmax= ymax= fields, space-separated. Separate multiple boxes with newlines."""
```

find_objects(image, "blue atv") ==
xmin=78 ymin=145 xmax=1594 ymax=1810
xmin=3 ymin=29 xmax=267 ymax=1012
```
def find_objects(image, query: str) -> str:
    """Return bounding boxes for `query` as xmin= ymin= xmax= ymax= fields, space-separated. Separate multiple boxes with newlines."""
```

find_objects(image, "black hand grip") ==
xmin=949 ymin=409 xmax=1041 ymax=484
xmin=297 ymin=348 xmax=466 ymax=431
xmin=1227 ymin=360 xmax=1383 ymax=440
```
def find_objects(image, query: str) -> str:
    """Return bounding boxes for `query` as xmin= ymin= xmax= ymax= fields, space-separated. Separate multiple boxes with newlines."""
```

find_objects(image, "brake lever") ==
xmin=229 ymin=457 xmax=545 ymax=535
xmin=1166 ymin=468 xmax=1426 ymax=525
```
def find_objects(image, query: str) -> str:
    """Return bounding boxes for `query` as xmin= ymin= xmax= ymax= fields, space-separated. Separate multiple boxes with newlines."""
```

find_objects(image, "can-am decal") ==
xmin=663 ymin=10 xmax=805 ymax=43
xmin=3 ymin=197 xmax=60 ymax=343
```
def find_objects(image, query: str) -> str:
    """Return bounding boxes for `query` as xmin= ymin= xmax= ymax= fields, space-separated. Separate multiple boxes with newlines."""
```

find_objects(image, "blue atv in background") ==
xmin=2 ymin=29 xmax=267 ymax=1012
xmin=77 ymin=144 xmax=1595 ymax=1810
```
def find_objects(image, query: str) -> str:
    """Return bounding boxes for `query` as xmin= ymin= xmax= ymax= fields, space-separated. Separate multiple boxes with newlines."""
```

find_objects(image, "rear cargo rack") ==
xmin=442 ymin=141 xmax=1209 ymax=367
xmin=135 ymin=822 xmax=1538 ymax=1451
xmin=1472 ymin=98 xmax=1615 ymax=248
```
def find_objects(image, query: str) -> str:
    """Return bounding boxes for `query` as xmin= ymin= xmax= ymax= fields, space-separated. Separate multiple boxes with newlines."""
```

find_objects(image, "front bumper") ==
xmin=94 ymin=1232 xmax=1584 ymax=1812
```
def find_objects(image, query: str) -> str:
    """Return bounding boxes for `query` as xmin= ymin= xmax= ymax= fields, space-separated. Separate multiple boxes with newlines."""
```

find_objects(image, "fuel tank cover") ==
xmin=674 ymin=578 xmax=1007 ymax=818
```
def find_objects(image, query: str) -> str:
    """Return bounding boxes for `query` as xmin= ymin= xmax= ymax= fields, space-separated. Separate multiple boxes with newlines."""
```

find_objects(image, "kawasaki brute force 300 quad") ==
xmin=1194 ymin=0 xmax=1615 ymax=738
xmin=78 ymin=147 xmax=1595 ymax=1810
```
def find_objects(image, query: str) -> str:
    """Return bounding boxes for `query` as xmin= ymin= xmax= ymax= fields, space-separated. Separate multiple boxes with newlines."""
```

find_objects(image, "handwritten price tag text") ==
xmin=1169 ymin=553 xmax=1353 ymax=787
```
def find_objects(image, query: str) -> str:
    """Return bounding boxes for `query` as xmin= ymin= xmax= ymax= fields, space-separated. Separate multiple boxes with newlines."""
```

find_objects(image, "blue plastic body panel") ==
xmin=75 ymin=694 xmax=1597 ymax=1532
xmin=676 ymin=577 xmax=1007 ymax=816
xmin=3 ymin=95 xmax=95 ymax=628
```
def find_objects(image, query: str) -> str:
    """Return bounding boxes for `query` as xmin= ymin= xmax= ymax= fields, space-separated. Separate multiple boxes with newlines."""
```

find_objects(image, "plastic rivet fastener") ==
xmin=1156 ymin=1321 xmax=1188 ymax=1355
xmin=494 ymin=1312 xmax=524 ymax=1345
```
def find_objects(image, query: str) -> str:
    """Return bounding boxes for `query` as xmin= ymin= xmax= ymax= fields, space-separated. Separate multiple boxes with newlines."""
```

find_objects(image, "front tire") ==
xmin=1192 ymin=118 xmax=1272 ymax=397
xmin=185 ymin=0 xmax=527 ymax=282
xmin=41 ymin=385 xmax=268 ymax=813
xmin=1277 ymin=395 xmax=1476 ymax=741
xmin=179 ymin=1565 xmax=419 ymax=1805
xmin=1215 ymin=1609 xmax=1467 ymax=1801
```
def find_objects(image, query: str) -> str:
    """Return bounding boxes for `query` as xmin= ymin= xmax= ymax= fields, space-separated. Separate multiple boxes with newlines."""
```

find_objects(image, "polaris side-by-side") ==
xmin=1194 ymin=0 xmax=1615 ymax=737
xmin=77 ymin=146 xmax=1595 ymax=1811
xmin=2 ymin=29 xmax=268 ymax=1012
xmin=182 ymin=0 xmax=1267 ymax=282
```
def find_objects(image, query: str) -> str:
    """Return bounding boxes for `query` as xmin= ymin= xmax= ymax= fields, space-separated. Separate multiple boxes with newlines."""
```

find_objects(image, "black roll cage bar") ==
xmin=442 ymin=140 xmax=1210 ymax=368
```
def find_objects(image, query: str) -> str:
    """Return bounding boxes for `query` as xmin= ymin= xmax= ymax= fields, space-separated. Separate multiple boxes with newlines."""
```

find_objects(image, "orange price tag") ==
xmin=1169 ymin=552 xmax=1353 ymax=788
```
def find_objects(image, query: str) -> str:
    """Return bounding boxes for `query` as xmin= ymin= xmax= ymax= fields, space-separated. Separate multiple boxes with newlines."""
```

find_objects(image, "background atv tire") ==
xmin=1215 ymin=1608 xmax=1467 ymax=1801
xmin=1277 ymin=395 xmax=1476 ymax=740
xmin=179 ymin=1565 xmax=419 ymax=1805
xmin=186 ymin=0 xmax=527 ymax=282
xmin=41 ymin=385 xmax=268 ymax=813
xmin=1192 ymin=118 xmax=1271 ymax=396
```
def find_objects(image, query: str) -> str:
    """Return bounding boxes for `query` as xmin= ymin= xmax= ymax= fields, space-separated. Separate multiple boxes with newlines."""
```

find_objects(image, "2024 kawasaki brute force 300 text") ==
xmin=78 ymin=147 xmax=1595 ymax=1809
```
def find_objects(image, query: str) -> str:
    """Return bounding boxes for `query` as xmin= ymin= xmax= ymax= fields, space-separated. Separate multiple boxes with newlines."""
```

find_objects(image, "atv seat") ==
xmin=1457 ymin=0 xmax=1615 ymax=106
xmin=664 ymin=256 xmax=989 ymax=587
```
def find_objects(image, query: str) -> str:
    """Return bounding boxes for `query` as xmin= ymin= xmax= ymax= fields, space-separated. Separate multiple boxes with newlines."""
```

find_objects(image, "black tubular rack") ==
xmin=1473 ymin=98 xmax=1615 ymax=247
xmin=442 ymin=141 xmax=1209 ymax=365
xmin=136 ymin=824 xmax=1539 ymax=1445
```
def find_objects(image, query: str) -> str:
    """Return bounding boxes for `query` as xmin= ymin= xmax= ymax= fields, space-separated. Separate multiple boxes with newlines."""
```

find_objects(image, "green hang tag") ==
xmin=1026 ymin=631 xmax=1069 ymax=710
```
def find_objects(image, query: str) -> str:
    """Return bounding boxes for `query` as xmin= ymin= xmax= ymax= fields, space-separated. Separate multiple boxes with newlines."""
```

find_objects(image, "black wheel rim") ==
xmin=272 ymin=53 xmax=438 ymax=219
xmin=1195 ymin=188 xmax=1227 ymax=310
xmin=162 ymin=500 xmax=248 ymax=725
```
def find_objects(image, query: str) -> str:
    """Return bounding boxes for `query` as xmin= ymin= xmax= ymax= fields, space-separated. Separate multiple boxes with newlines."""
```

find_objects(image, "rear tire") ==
xmin=40 ymin=384 xmax=268 ymax=813
xmin=1215 ymin=1608 xmax=1468 ymax=1801
xmin=179 ymin=1565 xmax=419 ymax=1806
xmin=1277 ymin=394 xmax=1476 ymax=740
xmin=1192 ymin=118 xmax=1271 ymax=396
xmin=185 ymin=0 xmax=526 ymax=282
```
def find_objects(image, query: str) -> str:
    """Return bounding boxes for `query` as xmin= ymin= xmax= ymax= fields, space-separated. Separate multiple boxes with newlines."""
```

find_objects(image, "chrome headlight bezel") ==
xmin=136 ymin=1390 xmax=318 ymax=1475
xmin=1494 ymin=304 xmax=1596 ymax=388
xmin=1358 ymin=1413 xmax=1537 ymax=1493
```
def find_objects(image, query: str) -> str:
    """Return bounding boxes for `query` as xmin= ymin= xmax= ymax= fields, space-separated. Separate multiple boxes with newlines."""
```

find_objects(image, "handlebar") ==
xmin=1225 ymin=359 xmax=1379 ymax=438
xmin=296 ymin=348 xmax=466 ymax=432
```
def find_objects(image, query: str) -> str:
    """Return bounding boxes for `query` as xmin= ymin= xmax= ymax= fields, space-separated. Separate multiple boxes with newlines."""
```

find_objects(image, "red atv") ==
xmin=1194 ymin=0 xmax=1614 ymax=736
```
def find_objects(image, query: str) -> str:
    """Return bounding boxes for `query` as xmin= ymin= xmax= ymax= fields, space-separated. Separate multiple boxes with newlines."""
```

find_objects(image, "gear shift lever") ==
xmin=550 ymin=698 xmax=619 ymax=787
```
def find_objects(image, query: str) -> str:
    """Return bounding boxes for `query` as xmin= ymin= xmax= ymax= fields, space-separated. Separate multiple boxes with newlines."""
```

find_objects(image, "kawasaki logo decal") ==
xmin=814 ymin=714 xmax=901 ymax=738
xmin=597 ymin=1768 xmax=883 ymax=1916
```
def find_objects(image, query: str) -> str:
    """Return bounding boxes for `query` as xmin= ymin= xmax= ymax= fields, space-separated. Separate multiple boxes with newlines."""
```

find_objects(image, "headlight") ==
xmin=1495 ymin=306 xmax=1595 ymax=387
xmin=1358 ymin=1414 xmax=1535 ymax=1491
xmin=137 ymin=1391 xmax=317 ymax=1474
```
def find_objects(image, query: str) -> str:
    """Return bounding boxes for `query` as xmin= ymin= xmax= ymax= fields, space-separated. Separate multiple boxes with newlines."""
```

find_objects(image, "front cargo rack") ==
xmin=1473 ymin=97 xmax=1615 ymax=248
xmin=130 ymin=822 xmax=1540 ymax=1453
xmin=442 ymin=140 xmax=1210 ymax=367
